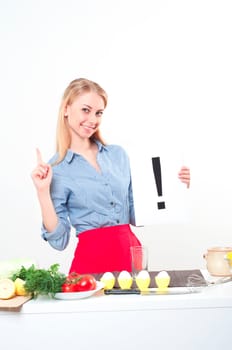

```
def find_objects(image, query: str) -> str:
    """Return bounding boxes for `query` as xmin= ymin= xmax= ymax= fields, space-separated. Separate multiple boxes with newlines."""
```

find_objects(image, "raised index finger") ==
xmin=36 ymin=148 xmax=43 ymax=164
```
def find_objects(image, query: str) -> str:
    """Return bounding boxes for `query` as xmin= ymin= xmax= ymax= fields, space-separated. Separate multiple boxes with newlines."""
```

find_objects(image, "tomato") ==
xmin=61 ymin=283 xmax=77 ymax=293
xmin=66 ymin=272 xmax=80 ymax=284
xmin=61 ymin=273 xmax=97 ymax=293
xmin=74 ymin=274 xmax=97 ymax=292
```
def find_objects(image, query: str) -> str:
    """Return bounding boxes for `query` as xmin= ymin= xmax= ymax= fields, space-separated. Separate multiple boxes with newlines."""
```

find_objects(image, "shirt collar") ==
xmin=65 ymin=140 xmax=107 ymax=163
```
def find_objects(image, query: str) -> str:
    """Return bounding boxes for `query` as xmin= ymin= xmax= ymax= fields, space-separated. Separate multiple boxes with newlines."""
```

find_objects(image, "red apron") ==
xmin=69 ymin=224 xmax=141 ymax=274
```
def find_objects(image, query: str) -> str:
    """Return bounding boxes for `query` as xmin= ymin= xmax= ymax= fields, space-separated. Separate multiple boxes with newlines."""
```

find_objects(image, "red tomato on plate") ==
xmin=66 ymin=272 xmax=80 ymax=284
xmin=74 ymin=274 xmax=97 ymax=292
xmin=61 ymin=283 xmax=77 ymax=293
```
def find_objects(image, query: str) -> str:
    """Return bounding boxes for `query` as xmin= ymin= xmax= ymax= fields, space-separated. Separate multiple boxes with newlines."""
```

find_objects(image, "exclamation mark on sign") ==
xmin=152 ymin=157 xmax=166 ymax=210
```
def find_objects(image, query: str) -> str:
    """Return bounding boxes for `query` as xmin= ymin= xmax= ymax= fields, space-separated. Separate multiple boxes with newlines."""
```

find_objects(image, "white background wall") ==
xmin=0 ymin=0 xmax=232 ymax=273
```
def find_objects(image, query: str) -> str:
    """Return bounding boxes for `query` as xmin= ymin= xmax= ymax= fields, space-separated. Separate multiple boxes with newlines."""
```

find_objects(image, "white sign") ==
xmin=130 ymin=151 xmax=190 ymax=226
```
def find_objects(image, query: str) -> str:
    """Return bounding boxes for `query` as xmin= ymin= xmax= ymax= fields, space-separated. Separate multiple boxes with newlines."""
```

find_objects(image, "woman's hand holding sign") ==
xmin=178 ymin=166 xmax=190 ymax=188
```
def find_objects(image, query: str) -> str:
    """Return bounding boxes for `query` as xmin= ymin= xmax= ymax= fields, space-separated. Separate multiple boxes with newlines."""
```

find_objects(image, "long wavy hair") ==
xmin=55 ymin=78 xmax=108 ymax=164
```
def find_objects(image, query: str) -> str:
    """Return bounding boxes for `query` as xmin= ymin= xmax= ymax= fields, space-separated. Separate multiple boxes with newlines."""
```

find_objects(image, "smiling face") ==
xmin=65 ymin=91 xmax=105 ymax=141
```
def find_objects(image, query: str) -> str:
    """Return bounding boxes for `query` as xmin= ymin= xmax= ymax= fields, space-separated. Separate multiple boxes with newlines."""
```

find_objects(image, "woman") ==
xmin=31 ymin=78 xmax=190 ymax=274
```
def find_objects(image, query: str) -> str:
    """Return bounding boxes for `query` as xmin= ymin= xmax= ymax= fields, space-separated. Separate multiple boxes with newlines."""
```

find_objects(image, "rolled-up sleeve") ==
xmin=41 ymin=219 xmax=71 ymax=251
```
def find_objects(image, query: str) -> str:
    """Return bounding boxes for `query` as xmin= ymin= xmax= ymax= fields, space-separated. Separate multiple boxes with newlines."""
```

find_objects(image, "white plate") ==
xmin=54 ymin=281 xmax=104 ymax=300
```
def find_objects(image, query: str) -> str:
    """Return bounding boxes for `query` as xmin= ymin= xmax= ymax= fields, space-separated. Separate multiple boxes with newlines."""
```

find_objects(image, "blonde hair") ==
xmin=55 ymin=78 xmax=108 ymax=164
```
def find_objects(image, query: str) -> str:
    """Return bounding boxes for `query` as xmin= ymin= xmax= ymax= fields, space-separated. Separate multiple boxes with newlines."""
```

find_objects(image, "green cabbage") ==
xmin=0 ymin=258 xmax=37 ymax=279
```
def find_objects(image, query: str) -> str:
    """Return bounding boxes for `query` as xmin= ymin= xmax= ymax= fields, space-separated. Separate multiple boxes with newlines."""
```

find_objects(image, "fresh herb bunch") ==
xmin=12 ymin=263 xmax=66 ymax=298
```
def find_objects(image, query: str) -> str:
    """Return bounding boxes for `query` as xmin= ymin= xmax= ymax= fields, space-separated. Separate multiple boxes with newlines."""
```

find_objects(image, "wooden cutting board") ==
xmin=0 ymin=295 xmax=32 ymax=311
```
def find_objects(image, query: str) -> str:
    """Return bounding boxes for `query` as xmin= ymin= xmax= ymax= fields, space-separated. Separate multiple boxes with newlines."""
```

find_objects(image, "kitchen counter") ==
xmin=1 ymin=274 xmax=232 ymax=350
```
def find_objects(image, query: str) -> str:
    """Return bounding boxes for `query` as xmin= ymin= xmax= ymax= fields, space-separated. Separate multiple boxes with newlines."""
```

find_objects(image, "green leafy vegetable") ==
xmin=0 ymin=258 xmax=37 ymax=279
xmin=12 ymin=263 xmax=66 ymax=298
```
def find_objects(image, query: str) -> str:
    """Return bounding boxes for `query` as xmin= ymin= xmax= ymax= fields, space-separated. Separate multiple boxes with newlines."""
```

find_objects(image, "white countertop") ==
xmin=1 ymin=271 xmax=232 ymax=315
xmin=1 ymin=271 xmax=232 ymax=350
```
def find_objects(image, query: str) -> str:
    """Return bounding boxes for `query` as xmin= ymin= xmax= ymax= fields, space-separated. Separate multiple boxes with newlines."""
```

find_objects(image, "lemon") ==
xmin=226 ymin=252 xmax=232 ymax=267
xmin=118 ymin=271 xmax=133 ymax=289
xmin=14 ymin=278 xmax=28 ymax=296
xmin=155 ymin=271 xmax=171 ymax=290
xmin=100 ymin=272 xmax=115 ymax=290
xmin=226 ymin=251 xmax=232 ymax=260
xmin=135 ymin=270 xmax=151 ymax=291
xmin=0 ymin=278 xmax=16 ymax=299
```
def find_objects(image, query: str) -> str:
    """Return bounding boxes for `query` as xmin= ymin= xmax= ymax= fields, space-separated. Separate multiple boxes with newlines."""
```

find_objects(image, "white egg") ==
xmin=155 ymin=270 xmax=171 ymax=289
xmin=157 ymin=270 xmax=170 ymax=278
xmin=100 ymin=272 xmax=115 ymax=289
xmin=118 ymin=270 xmax=132 ymax=279
xmin=136 ymin=270 xmax=150 ymax=279
xmin=101 ymin=272 xmax=115 ymax=280
xmin=118 ymin=270 xmax=133 ymax=289
xmin=135 ymin=270 xmax=151 ymax=291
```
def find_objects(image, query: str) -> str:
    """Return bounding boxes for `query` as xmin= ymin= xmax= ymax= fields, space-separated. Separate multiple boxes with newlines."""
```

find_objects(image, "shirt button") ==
xmin=116 ymin=220 xmax=120 ymax=223
xmin=110 ymin=202 xmax=114 ymax=206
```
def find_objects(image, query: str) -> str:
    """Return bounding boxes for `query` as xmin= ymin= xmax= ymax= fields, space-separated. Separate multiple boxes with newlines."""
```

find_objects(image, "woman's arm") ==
xmin=36 ymin=188 xmax=59 ymax=232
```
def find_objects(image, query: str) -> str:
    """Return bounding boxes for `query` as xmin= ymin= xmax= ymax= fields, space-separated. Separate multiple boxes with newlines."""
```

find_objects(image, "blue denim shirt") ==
xmin=41 ymin=141 xmax=135 ymax=250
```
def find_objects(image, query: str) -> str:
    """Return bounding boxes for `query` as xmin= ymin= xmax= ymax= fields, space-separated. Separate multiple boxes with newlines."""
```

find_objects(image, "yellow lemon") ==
xmin=155 ymin=271 xmax=171 ymax=290
xmin=226 ymin=251 xmax=232 ymax=261
xmin=14 ymin=278 xmax=28 ymax=296
xmin=118 ymin=271 xmax=133 ymax=289
xmin=0 ymin=278 xmax=16 ymax=299
xmin=135 ymin=270 xmax=151 ymax=291
xmin=226 ymin=252 xmax=232 ymax=268
xmin=100 ymin=272 xmax=115 ymax=290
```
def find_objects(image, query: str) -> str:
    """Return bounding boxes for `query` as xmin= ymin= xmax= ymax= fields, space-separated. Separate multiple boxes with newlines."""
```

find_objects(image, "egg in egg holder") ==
xmin=130 ymin=245 xmax=151 ymax=291
xmin=154 ymin=271 xmax=171 ymax=292
xmin=100 ymin=272 xmax=116 ymax=290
